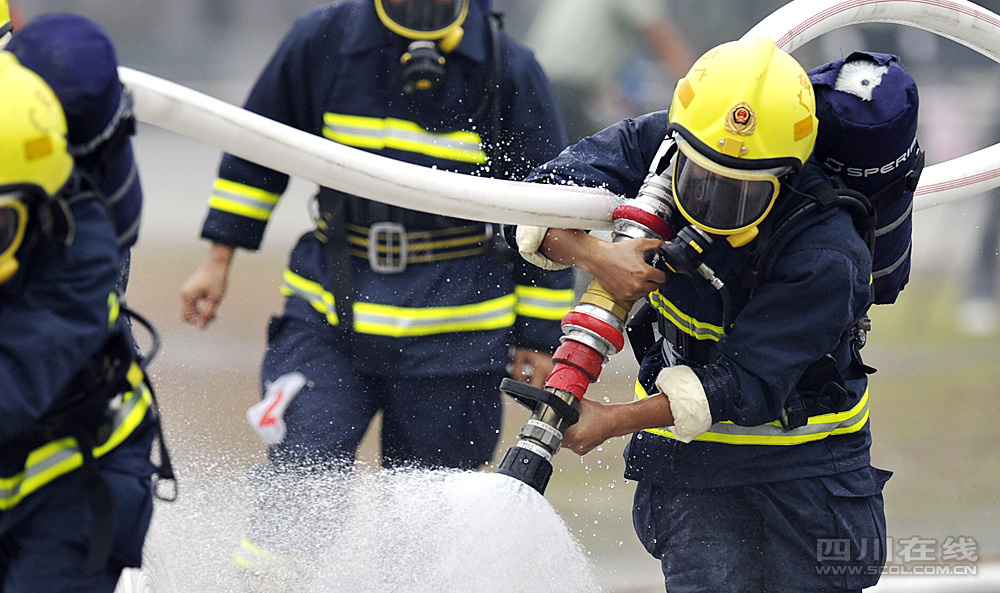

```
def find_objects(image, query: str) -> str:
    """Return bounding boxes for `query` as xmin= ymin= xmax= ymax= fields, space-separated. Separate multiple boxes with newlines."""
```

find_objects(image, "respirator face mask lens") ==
xmin=672 ymin=139 xmax=787 ymax=234
xmin=377 ymin=0 xmax=466 ymax=38
xmin=0 ymin=193 xmax=30 ymax=284
xmin=0 ymin=196 xmax=27 ymax=256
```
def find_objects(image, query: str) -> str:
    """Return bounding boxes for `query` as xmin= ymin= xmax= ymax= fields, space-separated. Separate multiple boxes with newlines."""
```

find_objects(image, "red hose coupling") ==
xmin=545 ymin=340 xmax=605 ymax=399
xmin=561 ymin=310 xmax=625 ymax=355
xmin=612 ymin=204 xmax=675 ymax=241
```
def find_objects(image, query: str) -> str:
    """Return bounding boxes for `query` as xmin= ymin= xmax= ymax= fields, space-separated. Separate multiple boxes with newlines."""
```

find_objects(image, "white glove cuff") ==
xmin=654 ymin=365 xmax=713 ymax=443
xmin=515 ymin=225 xmax=570 ymax=270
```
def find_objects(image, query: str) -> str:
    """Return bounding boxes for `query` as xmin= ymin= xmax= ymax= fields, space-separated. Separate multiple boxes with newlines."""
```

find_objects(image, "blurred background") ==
xmin=10 ymin=0 xmax=1000 ymax=591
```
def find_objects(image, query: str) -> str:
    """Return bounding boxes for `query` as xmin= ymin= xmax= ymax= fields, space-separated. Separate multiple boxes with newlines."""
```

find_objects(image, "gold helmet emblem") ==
xmin=725 ymin=101 xmax=757 ymax=136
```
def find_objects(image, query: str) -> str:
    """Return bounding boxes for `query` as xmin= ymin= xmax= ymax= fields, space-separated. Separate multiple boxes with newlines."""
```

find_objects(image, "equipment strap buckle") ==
xmin=368 ymin=221 xmax=408 ymax=274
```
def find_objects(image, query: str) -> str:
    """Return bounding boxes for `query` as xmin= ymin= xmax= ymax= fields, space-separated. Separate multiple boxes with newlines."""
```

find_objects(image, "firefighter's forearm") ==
xmin=608 ymin=392 xmax=676 ymax=437
xmin=207 ymin=242 xmax=236 ymax=266
xmin=538 ymin=228 xmax=600 ymax=271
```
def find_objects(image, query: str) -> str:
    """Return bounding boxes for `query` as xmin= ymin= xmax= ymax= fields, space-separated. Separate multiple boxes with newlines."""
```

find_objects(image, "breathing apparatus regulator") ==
xmin=0 ymin=51 xmax=76 ymax=286
xmin=497 ymin=37 xmax=819 ymax=494
xmin=374 ymin=0 xmax=469 ymax=95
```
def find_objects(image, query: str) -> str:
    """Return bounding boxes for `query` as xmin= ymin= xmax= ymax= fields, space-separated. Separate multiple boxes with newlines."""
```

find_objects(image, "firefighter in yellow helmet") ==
xmin=0 ymin=51 xmax=73 ymax=283
xmin=507 ymin=37 xmax=889 ymax=591
xmin=0 ymin=51 xmax=160 ymax=593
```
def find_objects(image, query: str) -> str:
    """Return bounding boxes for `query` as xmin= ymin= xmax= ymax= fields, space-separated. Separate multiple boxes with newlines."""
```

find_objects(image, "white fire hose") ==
xmin=119 ymin=0 xmax=1000 ymax=227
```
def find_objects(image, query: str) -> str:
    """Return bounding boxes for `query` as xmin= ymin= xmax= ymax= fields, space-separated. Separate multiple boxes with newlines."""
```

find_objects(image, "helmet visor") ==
xmin=672 ymin=139 xmax=785 ymax=234
xmin=375 ymin=0 xmax=468 ymax=39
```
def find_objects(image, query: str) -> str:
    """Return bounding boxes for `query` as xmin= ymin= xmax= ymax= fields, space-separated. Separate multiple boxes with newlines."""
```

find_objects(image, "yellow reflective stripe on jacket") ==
xmin=649 ymin=290 xmax=726 ymax=342
xmin=280 ymin=269 xmax=518 ymax=335
xmin=208 ymin=178 xmax=281 ymax=221
xmin=514 ymin=285 xmax=575 ymax=320
xmin=635 ymin=379 xmax=870 ymax=446
xmin=280 ymin=269 xmax=339 ymax=326
xmin=107 ymin=291 xmax=120 ymax=330
xmin=323 ymin=113 xmax=486 ymax=164
xmin=354 ymin=294 xmax=517 ymax=337
xmin=0 ymin=363 xmax=152 ymax=511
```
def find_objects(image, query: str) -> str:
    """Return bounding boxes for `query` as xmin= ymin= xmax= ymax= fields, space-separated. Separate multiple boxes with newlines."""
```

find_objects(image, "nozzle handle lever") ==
xmin=499 ymin=378 xmax=580 ymax=425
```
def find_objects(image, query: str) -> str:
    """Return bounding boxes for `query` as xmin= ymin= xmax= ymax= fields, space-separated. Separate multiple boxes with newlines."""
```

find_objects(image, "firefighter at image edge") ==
xmin=0 ymin=46 xmax=159 ymax=593
xmin=510 ymin=37 xmax=893 ymax=592
xmin=178 ymin=0 xmax=573 ymax=587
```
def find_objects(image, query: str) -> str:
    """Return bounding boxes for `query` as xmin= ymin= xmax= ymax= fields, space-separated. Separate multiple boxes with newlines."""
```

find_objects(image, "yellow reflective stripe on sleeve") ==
xmin=354 ymin=294 xmax=517 ymax=337
xmin=514 ymin=285 xmax=575 ymax=320
xmin=649 ymin=290 xmax=725 ymax=342
xmin=208 ymin=179 xmax=281 ymax=222
xmin=280 ymin=269 xmax=339 ymax=326
xmin=323 ymin=113 xmax=486 ymax=164
xmin=634 ymin=378 xmax=870 ymax=446
xmin=0 ymin=366 xmax=152 ymax=511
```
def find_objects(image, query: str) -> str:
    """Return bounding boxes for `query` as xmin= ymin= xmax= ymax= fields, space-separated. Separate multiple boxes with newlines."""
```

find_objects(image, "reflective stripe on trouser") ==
xmin=0 ymin=362 xmax=152 ymax=510
xmin=279 ymin=269 xmax=570 ymax=336
xmin=233 ymin=535 xmax=310 ymax=579
xmin=635 ymin=379 xmax=869 ymax=446
xmin=322 ymin=113 xmax=486 ymax=164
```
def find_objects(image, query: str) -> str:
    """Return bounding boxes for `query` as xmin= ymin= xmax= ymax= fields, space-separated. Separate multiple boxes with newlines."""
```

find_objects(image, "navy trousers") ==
xmin=261 ymin=314 xmax=505 ymax=471
xmin=633 ymin=466 xmax=891 ymax=593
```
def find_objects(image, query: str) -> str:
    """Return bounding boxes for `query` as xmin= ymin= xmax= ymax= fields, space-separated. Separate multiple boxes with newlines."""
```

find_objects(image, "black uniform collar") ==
xmin=343 ymin=1 xmax=489 ymax=63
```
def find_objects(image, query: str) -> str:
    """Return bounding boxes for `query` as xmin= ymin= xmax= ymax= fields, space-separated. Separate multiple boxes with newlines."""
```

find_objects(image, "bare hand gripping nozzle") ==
xmin=496 ymin=138 xmax=720 ymax=494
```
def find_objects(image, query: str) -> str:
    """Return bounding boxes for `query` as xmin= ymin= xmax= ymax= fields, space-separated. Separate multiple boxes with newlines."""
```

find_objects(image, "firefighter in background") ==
xmin=6 ymin=12 xmax=145 ymax=295
xmin=178 ymin=0 xmax=572 ymax=586
xmin=513 ymin=38 xmax=890 ymax=591
xmin=0 ymin=52 xmax=158 ymax=593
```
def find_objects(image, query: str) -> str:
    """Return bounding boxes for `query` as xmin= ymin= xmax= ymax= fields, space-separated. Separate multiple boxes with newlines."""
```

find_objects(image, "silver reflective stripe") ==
xmin=873 ymin=242 xmax=911 ymax=279
xmin=649 ymin=291 xmax=726 ymax=342
xmin=353 ymin=303 xmax=515 ymax=332
xmin=117 ymin=212 xmax=141 ymax=248
xmin=326 ymin=122 xmax=478 ymax=154
xmin=875 ymin=198 xmax=912 ymax=237
xmin=0 ymin=380 xmax=150 ymax=509
xmin=212 ymin=186 xmax=276 ymax=214
xmin=636 ymin=379 xmax=870 ymax=446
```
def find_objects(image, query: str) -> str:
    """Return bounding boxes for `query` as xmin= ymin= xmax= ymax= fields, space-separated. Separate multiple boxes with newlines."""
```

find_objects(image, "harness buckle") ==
xmin=368 ymin=222 xmax=408 ymax=274
xmin=779 ymin=393 xmax=809 ymax=431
